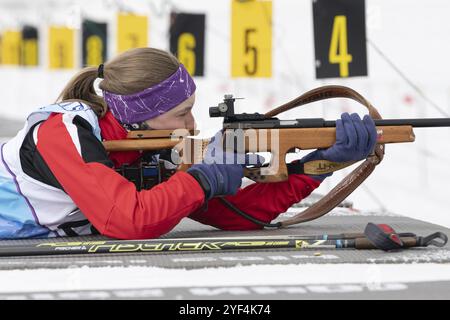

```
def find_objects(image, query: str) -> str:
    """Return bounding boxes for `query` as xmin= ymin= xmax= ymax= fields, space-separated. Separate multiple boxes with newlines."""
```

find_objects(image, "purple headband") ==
xmin=103 ymin=64 xmax=196 ymax=124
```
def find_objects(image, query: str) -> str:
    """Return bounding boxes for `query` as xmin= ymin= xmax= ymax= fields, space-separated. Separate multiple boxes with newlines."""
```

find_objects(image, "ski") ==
xmin=0 ymin=223 xmax=446 ymax=257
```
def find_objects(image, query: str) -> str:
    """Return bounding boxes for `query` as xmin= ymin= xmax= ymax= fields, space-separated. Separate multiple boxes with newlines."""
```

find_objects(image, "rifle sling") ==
xmin=264 ymin=85 xmax=385 ymax=227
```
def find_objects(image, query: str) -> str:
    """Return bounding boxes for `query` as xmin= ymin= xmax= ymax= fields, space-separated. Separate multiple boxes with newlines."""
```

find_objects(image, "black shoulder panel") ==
xmin=20 ymin=115 xmax=113 ymax=191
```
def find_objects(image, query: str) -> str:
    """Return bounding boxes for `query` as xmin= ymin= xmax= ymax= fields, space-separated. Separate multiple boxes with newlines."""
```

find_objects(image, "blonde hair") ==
xmin=57 ymin=48 xmax=180 ymax=117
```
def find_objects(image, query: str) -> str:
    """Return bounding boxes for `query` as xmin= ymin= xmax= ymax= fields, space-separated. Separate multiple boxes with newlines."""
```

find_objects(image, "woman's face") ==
xmin=145 ymin=94 xmax=196 ymax=130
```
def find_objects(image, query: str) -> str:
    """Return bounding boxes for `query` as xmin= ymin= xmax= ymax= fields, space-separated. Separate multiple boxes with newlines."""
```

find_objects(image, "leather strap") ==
xmin=264 ymin=85 xmax=385 ymax=227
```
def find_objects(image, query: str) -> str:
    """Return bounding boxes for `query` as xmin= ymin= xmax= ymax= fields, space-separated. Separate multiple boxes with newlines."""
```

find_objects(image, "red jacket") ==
xmin=36 ymin=111 xmax=320 ymax=239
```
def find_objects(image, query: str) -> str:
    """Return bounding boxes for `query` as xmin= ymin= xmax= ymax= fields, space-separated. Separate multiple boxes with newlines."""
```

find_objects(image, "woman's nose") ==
xmin=185 ymin=113 xmax=196 ymax=130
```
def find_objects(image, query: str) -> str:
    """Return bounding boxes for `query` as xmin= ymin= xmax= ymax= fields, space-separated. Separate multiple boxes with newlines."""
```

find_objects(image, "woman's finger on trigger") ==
xmin=363 ymin=115 xmax=377 ymax=151
xmin=350 ymin=113 xmax=367 ymax=151
xmin=341 ymin=113 xmax=357 ymax=149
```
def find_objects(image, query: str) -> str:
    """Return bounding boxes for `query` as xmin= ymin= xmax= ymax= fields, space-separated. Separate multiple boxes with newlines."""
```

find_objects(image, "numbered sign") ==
xmin=22 ymin=26 xmax=39 ymax=66
xmin=231 ymin=0 xmax=272 ymax=78
xmin=117 ymin=13 xmax=148 ymax=53
xmin=82 ymin=20 xmax=107 ymax=67
xmin=1 ymin=31 xmax=21 ymax=65
xmin=313 ymin=0 xmax=367 ymax=78
xmin=170 ymin=13 xmax=205 ymax=76
xmin=49 ymin=27 xmax=75 ymax=69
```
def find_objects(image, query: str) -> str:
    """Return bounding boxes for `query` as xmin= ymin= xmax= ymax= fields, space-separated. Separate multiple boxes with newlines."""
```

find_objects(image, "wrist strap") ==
xmin=187 ymin=170 xmax=212 ymax=200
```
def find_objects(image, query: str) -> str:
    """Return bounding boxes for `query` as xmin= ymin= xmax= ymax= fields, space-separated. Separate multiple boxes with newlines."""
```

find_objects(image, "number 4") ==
xmin=329 ymin=15 xmax=352 ymax=77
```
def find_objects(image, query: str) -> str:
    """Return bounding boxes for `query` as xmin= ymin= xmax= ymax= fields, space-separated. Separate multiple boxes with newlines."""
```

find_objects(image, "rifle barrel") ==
xmin=323 ymin=118 xmax=450 ymax=128
xmin=227 ymin=117 xmax=450 ymax=129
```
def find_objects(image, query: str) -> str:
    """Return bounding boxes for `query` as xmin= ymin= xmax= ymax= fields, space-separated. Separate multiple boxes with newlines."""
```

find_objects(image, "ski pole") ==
xmin=0 ymin=223 xmax=446 ymax=257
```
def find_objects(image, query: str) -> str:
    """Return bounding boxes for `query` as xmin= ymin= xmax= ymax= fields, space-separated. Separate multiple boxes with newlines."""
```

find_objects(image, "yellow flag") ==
xmin=49 ymin=27 xmax=75 ymax=69
xmin=1 ymin=31 xmax=22 ymax=65
xmin=117 ymin=13 xmax=149 ymax=53
xmin=231 ymin=0 xmax=272 ymax=78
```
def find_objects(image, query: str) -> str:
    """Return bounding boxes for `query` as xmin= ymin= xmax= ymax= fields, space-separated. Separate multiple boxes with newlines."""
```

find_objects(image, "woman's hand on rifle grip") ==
xmin=298 ymin=113 xmax=378 ymax=181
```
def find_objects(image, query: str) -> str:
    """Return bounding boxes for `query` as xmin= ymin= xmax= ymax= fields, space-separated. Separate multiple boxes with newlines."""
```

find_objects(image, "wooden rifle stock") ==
xmin=102 ymin=125 xmax=415 ymax=182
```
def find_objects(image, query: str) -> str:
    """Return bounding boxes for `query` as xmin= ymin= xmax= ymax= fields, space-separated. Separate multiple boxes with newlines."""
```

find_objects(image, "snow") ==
xmin=0 ymin=264 xmax=449 ymax=293
xmin=367 ymin=249 xmax=450 ymax=264
xmin=284 ymin=206 xmax=402 ymax=218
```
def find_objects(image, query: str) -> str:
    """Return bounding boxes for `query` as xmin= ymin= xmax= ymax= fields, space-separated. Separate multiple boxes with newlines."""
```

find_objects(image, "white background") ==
xmin=1 ymin=0 xmax=449 ymax=227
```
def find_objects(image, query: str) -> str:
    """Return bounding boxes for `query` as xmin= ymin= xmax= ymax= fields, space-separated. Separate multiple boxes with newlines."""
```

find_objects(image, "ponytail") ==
xmin=57 ymin=66 xmax=107 ymax=117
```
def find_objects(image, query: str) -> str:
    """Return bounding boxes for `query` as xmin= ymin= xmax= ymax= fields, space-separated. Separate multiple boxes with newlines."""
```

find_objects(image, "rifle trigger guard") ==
xmin=244 ymin=167 xmax=264 ymax=181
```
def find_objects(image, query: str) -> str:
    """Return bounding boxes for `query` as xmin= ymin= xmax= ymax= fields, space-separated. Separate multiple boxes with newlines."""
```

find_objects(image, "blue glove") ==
xmin=187 ymin=160 xmax=242 ymax=200
xmin=299 ymin=113 xmax=377 ymax=181
xmin=187 ymin=131 xmax=264 ymax=199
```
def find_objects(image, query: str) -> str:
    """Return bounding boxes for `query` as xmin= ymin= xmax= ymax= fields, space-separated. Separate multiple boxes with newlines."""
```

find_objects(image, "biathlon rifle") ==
xmin=102 ymin=85 xmax=450 ymax=227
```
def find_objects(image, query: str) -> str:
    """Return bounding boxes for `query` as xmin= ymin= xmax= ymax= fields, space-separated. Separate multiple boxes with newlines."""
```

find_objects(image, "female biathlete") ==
xmin=0 ymin=48 xmax=377 ymax=239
